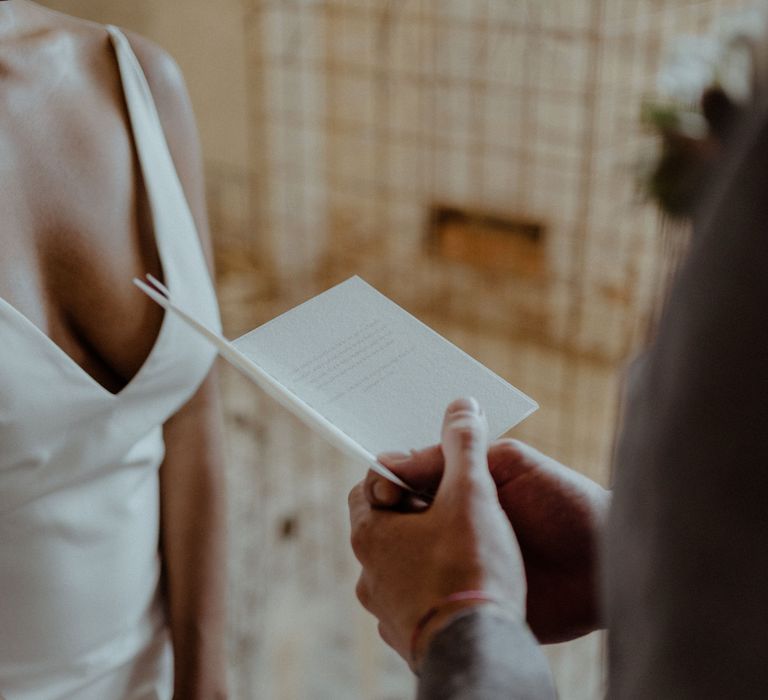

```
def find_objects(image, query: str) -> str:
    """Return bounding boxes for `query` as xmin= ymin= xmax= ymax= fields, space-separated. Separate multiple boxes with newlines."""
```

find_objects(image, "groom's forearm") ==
xmin=418 ymin=608 xmax=557 ymax=700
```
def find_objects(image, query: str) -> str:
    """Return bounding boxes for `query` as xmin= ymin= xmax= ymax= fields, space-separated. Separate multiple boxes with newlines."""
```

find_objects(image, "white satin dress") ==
xmin=0 ymin=26 xmax=221 ymax=700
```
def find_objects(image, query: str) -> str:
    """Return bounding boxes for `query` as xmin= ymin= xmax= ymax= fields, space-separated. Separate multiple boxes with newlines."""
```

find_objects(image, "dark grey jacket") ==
xmin=418 ymin=103 xmax=768 ymax=699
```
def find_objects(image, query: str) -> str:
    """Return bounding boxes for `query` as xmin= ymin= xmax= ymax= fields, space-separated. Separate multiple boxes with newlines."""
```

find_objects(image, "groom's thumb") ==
xmin=437 ymin=397 xmax=493 ymax=503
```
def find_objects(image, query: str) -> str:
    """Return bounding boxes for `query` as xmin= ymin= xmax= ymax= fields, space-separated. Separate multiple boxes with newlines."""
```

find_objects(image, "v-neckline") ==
xmin=0 ymin=28 xmax=170 ymax=401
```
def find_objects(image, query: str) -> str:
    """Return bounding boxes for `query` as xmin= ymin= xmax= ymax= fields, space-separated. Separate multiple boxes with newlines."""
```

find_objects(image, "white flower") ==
xmin=657 ymin=36 xmax=721 ymax=104
xmin=657 ymin=6 xmax=767 ymax=105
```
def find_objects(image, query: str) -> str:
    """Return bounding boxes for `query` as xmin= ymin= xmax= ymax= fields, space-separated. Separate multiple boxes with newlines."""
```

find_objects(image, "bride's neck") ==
xmin=0 ymin=2 xmax=19 ymax=39
xmin=0 ymin=2 xmax=37 ymax=41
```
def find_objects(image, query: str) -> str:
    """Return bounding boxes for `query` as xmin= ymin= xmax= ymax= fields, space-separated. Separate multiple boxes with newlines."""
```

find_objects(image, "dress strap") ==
xmin=103 ymin=25 xmax=218 ymax=333
xmin=105 ymin=25 xmax=182 ymax=211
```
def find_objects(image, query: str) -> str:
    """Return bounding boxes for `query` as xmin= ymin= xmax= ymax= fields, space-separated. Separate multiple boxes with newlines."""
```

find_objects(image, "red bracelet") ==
xmin=409 ymin=590 xmax=497 ymax=669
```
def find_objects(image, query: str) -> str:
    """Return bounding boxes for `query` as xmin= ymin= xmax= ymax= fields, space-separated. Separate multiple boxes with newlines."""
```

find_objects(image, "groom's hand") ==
xmin=368 ymin=437 xmax=610 ymax=643
xmin=348 ymin=398 xmax=527 ymax=669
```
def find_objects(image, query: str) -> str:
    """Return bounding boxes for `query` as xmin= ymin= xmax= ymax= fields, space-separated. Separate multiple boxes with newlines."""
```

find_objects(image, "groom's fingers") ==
xmin=364 ymin=470 xmax=402 ymax=507
xmin=436 ymin=397 xmax=494 ymax=505
xmin=348 ymin=483 xmax=370 ymax=531
xmin=377 ymin=445 xmax=444 ymax=492
xmin=364 ymin=470 xmax=433 ymax=511
xmin=369 ymin=400 xmax=497 ymax=511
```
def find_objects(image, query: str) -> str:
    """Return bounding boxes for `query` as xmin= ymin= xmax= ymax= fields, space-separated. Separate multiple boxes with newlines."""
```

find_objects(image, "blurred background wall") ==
xmin=40 ymin=1 xmax=750 ymax=698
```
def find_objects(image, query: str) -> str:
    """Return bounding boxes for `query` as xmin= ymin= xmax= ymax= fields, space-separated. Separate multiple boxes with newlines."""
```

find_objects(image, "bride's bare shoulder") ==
xmin=22 ymin=3 xmax=107 ymax=45
xmin=20 ymin=6 xmax=177 ymax=84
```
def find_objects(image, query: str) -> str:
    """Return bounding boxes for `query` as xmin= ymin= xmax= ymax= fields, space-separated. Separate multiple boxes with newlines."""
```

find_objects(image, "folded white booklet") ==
xmin=134 ymin=275 xmax=537 ymax=490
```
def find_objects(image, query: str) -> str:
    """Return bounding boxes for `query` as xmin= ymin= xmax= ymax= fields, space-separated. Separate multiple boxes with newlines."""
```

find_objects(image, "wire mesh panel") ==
xmin=245 ymin=0 xmax=743 ymax=355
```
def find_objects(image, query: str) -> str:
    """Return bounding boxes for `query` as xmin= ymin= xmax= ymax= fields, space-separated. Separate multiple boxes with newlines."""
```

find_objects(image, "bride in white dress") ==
xmin=0 ymin=2 xmax=228 ymax=698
